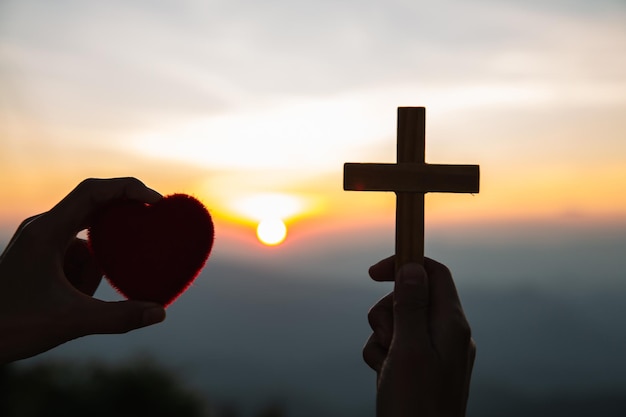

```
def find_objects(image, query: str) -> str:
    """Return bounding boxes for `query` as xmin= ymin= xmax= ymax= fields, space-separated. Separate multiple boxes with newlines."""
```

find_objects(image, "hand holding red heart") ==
xmin=0 ymin=176 xmax=475 ymax=417
xmin=0 ymin=178 xmax=212 ymax=364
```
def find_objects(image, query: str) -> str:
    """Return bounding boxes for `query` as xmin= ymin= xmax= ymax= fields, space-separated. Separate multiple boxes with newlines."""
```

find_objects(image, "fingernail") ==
xmin=398 ymin=263 xmax=427 ymax=286
xmin=142 ymin=307 xmax=166 ymax=326
xmin=146 ymin=188 xmax=163 ymax=203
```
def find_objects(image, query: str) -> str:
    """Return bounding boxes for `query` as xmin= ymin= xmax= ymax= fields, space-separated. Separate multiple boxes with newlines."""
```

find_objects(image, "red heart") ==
xmin=87 ymin=194 xmax=214 ymax=307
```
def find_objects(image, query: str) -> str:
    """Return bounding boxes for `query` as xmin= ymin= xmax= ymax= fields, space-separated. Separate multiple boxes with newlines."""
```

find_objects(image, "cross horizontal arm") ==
xmin=343 ymin=163 xmax=480 ymax=193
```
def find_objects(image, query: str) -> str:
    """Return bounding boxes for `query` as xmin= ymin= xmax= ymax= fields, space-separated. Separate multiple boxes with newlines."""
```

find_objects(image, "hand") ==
xmin=0 ymin=178 xmax=167 ymax=364
xmin=363 ymin=256 xmax=475 ymax=417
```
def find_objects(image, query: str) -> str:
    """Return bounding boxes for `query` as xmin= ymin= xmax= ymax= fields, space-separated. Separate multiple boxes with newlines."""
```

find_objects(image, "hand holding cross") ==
xmin=344 ymin=107 xmax=479 ymax=270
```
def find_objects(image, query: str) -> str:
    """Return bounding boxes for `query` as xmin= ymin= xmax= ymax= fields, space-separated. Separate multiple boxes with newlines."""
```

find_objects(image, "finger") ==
xmin=459 ymin=338 xmax=477 ymax=415
xmin=73 ymin=299 xmax=166 ymax=337
xmin=467 ymin=338 xmax=476 ymax=380
xmin=64 ymin=238 xmax=103 ymax=295
xmin=367 ymin=293 xmax=393 ymax=347
xmin=392 ymin=262 xmax=430 ymax=347
xmin=424 ymin=257 xmax=469 ymax=329
xmin=363 ymin=333 xmax=388 ymax=372
xmin=423 ymin=258 xmax=474 ymax=361
xmin=10 ymin=214 xmax=43 ymax=241
xmin=46 ymin=177 xmax=162 ymax=242
xmin=0 ymin=214 xmax=44 ymax=261
xmin=368 ymin=255 xmax=395 ymax=282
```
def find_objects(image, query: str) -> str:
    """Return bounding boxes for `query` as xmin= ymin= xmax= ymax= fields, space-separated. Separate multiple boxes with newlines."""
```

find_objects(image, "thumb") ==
xmin=74 ymin=300 xmax=166 ymax=336
xmin=393 ymin=263 xmax=430 ymax=346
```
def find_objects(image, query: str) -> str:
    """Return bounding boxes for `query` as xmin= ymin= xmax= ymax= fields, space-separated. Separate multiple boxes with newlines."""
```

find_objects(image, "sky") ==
xmin=2 ymin=2 xmax=626 ymax=415
xmin=1 ymin=0 xmax=626 ymax=253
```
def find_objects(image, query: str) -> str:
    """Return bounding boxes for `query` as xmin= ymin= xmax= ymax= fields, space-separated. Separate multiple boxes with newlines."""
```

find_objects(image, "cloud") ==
xmin=2 ymin=0 xmax=625 ymax=131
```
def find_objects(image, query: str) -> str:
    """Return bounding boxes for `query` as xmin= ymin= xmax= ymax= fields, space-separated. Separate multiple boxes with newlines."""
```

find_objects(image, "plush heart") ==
xmin=88 ymin=194 xmax=214 ymax=307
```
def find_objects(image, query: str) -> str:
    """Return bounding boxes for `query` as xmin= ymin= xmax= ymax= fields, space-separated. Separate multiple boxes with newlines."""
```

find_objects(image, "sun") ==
xmin=256 ymin=218 xmax=287 ymax=246
xmin=229 ymin=193 xmax=302 ymax=246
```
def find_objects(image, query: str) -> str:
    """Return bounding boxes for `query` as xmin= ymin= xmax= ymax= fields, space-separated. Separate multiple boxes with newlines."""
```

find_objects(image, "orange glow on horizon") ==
xmin=2 ymin=107 xmax=626 ymax=248
xmin=2 ymin=161 xmax=626 ymax=247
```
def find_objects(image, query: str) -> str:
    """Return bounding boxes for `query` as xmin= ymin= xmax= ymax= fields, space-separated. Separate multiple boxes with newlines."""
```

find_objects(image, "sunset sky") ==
xmin=3 ymin=4 xmax=626 ymax=414
xmin=1 ymin=0 xmax=625 ymax=254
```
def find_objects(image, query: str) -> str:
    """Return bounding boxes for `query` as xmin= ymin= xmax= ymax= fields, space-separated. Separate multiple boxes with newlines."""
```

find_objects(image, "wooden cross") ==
xmin=343 ymin=107 xmax=480 ymax=269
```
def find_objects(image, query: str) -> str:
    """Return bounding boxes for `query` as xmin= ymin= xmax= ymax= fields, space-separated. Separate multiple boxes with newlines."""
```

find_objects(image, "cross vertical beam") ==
xmin=396 ymin=107 xmax=426 ymax=267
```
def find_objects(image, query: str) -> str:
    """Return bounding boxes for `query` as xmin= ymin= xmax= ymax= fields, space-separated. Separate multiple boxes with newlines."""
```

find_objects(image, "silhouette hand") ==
xmin=0 ymin=178 xmax=167 ymax=364
xmin=363 ymin=256 xmax=475 ymax=417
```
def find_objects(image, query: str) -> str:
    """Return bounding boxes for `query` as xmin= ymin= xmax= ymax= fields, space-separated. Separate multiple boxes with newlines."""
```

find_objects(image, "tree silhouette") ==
xmin=0 ymin=357 xmax=209 ymax=417
xmin=0 ymin=357 xmax=290 ymax=417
